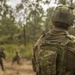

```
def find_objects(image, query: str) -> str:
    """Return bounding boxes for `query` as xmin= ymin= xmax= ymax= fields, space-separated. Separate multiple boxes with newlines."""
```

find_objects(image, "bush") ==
xmin=4 ymin=43 xmax=33 ymax=59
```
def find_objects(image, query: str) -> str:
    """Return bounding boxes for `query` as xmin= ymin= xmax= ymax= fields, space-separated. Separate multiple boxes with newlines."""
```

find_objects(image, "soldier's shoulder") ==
xmin=33 ymin=33 xmax=48 ymax=50
xmin=66 ymin=34 xmax=75 ymax=43
xmin=33 ymin=35 xmax=44 ymax=48
xmin=35 ymin=33 xmax=47 ymax=43
xmin=66 ymin=34 xmax=75 ymax=40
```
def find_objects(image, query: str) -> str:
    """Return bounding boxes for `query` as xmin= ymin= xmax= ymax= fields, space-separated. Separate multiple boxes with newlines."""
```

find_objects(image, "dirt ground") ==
xmin=0 ymin=59 xmax=36 ymax=75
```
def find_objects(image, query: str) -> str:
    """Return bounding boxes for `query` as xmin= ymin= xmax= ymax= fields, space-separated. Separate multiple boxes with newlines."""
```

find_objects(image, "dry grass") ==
xmin=0 ymin=59 xmax=36 ymax=75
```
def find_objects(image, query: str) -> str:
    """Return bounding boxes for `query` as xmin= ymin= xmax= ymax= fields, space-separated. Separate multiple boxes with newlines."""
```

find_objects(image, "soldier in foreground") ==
xmin=0 ymin=46 xmax=6 ymax=71
xmin=12 ymin=50 xmax=21 ymax=65
xmin=32 ymin=5 xmax=75 ymax=75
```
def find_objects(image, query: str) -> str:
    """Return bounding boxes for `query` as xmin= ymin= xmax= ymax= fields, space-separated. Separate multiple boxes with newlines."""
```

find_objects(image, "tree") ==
xmin=44 ymin=7 xmax=54 ymax=32
xmin=15 ymin=0 xmax=45 ymax=43
xmin=0 ymin=0 xmax=21 ymax=43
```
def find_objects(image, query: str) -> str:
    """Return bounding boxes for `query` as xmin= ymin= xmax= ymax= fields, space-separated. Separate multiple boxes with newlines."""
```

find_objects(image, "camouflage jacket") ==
xmin=0 ymin=51 xmax=6 ymax=61
xmin=32 ymin=28 xmax=75 ymax=75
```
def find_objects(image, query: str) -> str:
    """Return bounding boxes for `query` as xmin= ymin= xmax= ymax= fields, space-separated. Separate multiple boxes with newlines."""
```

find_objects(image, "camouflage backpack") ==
xmin=33 ymin=34 xmax=71 ymax=75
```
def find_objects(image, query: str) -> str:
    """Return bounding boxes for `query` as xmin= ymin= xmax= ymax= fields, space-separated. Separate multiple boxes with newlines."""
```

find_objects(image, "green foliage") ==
xmin=4 ymin=43 xmax=33 ymax=58
xmin=0 ymin=35 xmax=13 ymax=44
xmin=58 ymin=0 xmax=66 ymax=5
xmin=0 ymin=0 xmax=75 ymax=59
xmin=0 ymin=0 xmax=54 ymax=44
xmin=4 ymin=44 xmax=18 ymax=58
xmin=0 ymin=0 xmax=20 ymax=38
xmin=20 ymin=44 xmax=33 ymax=58
xmin=44 ymin=7 xmax=54 ymax=32
xmin=0 ymin=35 xmax=23 ymax=44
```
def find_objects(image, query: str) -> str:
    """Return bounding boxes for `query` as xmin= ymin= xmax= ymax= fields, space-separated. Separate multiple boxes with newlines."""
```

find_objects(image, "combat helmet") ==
xmin=16 ymin=50 xmax=19 ymax=54
xmin=0 ymin=46 xmax=5 ymax=52
xmin=51 ymin=5 xmax=74 ymax=26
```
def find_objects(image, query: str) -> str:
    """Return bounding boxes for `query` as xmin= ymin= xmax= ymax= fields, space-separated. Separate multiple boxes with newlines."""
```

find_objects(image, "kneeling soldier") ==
xmin=12 ymin=50 xmax=21 ymax=65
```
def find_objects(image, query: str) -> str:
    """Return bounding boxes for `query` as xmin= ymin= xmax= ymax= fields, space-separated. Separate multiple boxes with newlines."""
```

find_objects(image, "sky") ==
xmin=7 ymin=0 xmax=75 ymax=7
xmin=7 ymin=0 xmax=75 ymax=11
xmin=7 ymin=0 xmax=21 ymax=7
xmin=7 ymin=0 xmax=57 ymax=10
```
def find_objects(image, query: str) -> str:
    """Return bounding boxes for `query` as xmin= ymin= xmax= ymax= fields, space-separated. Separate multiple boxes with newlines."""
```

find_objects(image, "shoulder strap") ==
xmin=60 ymin=34 xmax=71 ymax=46
xmin=57 ymin=35 xmax=71 ymax=75
xmin=33 ymin=34 xmax=45 ymax=50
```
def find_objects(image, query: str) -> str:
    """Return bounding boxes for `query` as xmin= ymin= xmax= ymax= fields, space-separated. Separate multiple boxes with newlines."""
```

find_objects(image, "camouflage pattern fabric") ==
xmin=38 ymin=48 xmax=57 ymax=75
xmin=0 ymin=50 xmax=6 ymax=71
xmin=32 ymin=28 xmax=75 ymax=75
xmin=32 ymin=35 xmax=43 ymax=72
xmin=12 ymin=52 xmax=21 ymax=65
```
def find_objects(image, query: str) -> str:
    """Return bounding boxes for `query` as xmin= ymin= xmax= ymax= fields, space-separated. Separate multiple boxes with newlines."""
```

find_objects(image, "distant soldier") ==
xmin=0 ymin=46 xmax=6 ymax=71
xmin=12 ymin=50 xmax=21 ymax=65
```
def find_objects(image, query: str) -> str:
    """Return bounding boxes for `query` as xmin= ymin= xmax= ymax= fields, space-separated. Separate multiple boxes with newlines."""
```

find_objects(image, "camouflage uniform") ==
xmin=12 ymin=51 xmax=21 ymax=65
xmin=32 ymin=5 xmax=75 ymax=75
xmin=0 ymin=46 xmax=6 ymax=71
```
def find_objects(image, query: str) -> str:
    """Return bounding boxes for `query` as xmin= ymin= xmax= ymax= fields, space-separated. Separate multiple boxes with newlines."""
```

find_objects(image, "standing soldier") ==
xmin=0 ymin=46 xmax=6 ymax=71
xmin=32 ymin=5 xmax=75 ymax=75
xmin=12 ymin=50 xmax=21 ymax=65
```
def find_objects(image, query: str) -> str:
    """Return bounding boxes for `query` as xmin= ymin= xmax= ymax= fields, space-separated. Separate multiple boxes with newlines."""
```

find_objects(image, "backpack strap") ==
xmin=57 ymin=35 xmax=71 ymax=75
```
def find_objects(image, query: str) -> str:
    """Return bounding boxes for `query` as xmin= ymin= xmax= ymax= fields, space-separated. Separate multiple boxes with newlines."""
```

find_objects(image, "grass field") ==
xmin=0 ymin=43 xmax=35 ymax=75
xmin=3 ymin=43 xmax=34 ymax=58
xmin=0 ymin=59 xmax=36 ymax=75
